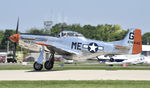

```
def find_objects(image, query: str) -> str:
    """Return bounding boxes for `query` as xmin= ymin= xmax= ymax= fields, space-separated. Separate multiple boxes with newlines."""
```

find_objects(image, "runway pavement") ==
xmin=0 ymin=70 xmax=150 ymax=80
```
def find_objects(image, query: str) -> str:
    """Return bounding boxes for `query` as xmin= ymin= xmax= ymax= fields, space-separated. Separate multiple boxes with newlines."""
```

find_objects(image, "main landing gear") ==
xmin=44 ymin=53 xmax=54 ymax=70
xmin=33 ymin=53 xmax=55 ymax=71
xmin=33 ymin=45 xmax=55 ymax=71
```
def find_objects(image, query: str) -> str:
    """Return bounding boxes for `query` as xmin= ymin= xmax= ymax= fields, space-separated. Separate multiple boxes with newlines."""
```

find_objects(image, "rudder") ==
xmin=132 ymin=29 xmax=142 ymax=54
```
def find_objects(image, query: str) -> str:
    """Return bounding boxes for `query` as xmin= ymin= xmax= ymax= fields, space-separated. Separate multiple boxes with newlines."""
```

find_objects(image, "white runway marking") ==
xmin=0 ymin=70 xmax=150 ymax=80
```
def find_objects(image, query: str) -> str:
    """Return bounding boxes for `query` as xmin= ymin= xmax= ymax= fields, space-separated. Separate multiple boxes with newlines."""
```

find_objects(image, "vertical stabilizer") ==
xmin=122 ymin=29 xmax=142 ymax=54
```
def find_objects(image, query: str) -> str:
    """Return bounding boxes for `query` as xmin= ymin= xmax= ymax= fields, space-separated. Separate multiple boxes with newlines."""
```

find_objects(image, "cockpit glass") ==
xmin=67 ymin=33 xmax=74 ymax=36
xmin=60 ymin=31 xmax=83 ymax=37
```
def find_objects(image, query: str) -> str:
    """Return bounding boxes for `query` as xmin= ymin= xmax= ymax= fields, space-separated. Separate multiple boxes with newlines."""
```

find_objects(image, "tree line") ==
xmin=0 ymin=23 xmax=150 ymax=51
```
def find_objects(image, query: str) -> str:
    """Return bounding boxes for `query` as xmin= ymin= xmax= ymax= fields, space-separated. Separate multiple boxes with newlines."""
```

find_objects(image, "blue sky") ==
xmin=0 ymin=0 xmax=149 ymax=34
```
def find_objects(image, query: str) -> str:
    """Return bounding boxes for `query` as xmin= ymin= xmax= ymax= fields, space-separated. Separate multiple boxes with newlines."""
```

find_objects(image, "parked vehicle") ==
xmin=7 ymin=54 xmax=17 ymax=63
xmin=0 ymin=56 xmax=6 ymax=63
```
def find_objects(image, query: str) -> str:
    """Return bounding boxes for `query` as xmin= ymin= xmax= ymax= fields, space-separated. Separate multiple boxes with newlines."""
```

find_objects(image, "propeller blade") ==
xmin=16 ymin=17 xmax=19 ymax=34
xmin=13 ymin=18 xmax=19 ymax=60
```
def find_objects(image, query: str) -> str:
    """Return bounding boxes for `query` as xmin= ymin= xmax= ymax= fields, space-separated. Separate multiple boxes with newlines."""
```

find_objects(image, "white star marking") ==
xmin=89 ymin=43 xmax=97 ymax=52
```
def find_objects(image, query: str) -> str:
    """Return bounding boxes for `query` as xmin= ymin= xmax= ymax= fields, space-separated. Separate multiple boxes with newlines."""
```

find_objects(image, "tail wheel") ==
xmin=44 ymin=61 xmax=54 ymax=70
xmin=33 ymin=62 xmax=43 ymax=71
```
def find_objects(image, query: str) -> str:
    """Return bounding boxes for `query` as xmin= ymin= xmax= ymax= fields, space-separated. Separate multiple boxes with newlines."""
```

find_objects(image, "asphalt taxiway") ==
xmin=0 ymin=70 xmax=150 ymax=80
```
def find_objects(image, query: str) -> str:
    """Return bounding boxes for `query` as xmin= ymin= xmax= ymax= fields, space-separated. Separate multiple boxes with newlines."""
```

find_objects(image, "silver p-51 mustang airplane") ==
xmin=9 ymin=20 xmax=142 ymax=71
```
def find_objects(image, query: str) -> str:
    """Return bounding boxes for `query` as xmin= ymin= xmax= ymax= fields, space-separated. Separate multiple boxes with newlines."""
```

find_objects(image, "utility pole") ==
xmin=6 ymin=41 xmax=9 ymax=63
xmin=147 ymin=39 xmax=149 ymax=56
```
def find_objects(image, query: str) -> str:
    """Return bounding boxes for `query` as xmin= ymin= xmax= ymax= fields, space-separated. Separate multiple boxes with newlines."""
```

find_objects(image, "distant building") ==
xmin=141 ymin=45 xmax=150 ymax=56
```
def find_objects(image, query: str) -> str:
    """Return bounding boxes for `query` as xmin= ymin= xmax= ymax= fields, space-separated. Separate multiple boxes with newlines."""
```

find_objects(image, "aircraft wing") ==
xmin=35 ymin=42 xmax=80 ymax=55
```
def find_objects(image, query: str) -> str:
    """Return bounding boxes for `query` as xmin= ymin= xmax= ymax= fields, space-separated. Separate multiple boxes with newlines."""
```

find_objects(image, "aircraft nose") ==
xmin=9 ymin=34 xmax=19 ymax=43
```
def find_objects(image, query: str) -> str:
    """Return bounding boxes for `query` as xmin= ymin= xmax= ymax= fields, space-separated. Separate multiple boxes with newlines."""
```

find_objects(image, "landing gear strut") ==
xmin=33 ymin=45 xmax=55 ymax=71
xmin=44 ymin=53 xmax=55 ymax=70
xmin=33 ymin=45 xmax=44 ymax=71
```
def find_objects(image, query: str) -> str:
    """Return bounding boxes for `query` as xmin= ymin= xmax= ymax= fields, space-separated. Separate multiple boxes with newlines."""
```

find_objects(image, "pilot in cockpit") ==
xmin=62 ymin=33 xmax=67 ymax=37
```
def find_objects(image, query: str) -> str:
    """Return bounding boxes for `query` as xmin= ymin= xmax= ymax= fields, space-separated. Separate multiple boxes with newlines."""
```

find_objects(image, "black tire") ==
xmin=33 ymin=62 xmax=43 ymax=71
xmin=44 ymin=61 xmax=54 ymax=70
xmin=110 ymin=58 xmax=114 ymax=62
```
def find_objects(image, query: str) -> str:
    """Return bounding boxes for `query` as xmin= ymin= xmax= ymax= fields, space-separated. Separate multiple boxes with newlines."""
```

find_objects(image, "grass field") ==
xmin=0 ymin=80 xmax=150 ymax=88
xmin=0 ymin=63 xmax=150 ymax=70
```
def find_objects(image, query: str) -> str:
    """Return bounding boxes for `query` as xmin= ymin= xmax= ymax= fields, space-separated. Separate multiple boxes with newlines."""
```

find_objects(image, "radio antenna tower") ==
xmin=44 ymin=10 xmax=53 ymax=34
xmin=44 ymin=21 xmax=53 ymax=34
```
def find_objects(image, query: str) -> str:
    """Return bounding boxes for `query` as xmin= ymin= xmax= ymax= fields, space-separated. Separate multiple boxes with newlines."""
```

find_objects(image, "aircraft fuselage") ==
xmin=19 ymin=33 xmax=130 ymax=60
